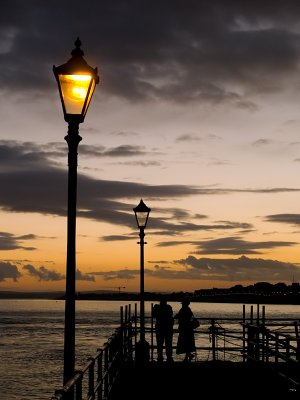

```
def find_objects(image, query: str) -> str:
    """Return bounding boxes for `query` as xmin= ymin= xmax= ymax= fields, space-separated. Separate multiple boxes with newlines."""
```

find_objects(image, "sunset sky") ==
xmin=2 ymin=0 xmax=300 ymax=293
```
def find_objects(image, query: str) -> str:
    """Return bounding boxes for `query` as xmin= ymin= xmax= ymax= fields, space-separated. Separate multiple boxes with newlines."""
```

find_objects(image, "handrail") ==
xmin=51 ymin=304 xmax=300 ymax=398
xmin=51 ymin=304 xmax=135 ymax=400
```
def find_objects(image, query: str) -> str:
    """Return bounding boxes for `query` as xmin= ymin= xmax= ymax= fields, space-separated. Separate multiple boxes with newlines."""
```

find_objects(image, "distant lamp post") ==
xmin=133 ymin=199 xmax=151 ymax=363
xmin=53 ymin=38 xmax=99 ymax=387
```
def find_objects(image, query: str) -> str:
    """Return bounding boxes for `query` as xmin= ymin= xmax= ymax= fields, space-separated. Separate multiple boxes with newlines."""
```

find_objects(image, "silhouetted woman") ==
xmin=174 ymin=299 xmax=196 ymax=362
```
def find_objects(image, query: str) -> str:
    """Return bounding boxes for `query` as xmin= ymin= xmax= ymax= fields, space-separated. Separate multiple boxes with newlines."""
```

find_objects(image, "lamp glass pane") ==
xmin=136 ymin=211 xmax=148 ymax=228
xmin=59 ymin=74 xmax=92 ymax=115
xmin=83 ymin=79 xmax=96 ymax=116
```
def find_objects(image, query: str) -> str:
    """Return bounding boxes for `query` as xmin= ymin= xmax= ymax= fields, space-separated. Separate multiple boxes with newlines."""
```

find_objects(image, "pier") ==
xmin=51 ymin=304 xmax=300 ymax=399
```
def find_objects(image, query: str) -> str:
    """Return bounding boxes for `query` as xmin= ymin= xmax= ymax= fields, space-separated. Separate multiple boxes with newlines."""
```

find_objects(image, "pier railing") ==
xmin=51 ymin=305 xmax=134 ymax=400
xmin=51 ymin=303 xmax=300 ymax=399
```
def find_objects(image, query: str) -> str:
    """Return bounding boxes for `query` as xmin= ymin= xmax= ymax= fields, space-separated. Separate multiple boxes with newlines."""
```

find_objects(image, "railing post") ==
xmin=254 ymin=326 xmax=260 ymax=361
xmin=275 ymin=332 xmax=279 ymax=365
xmin=75 ymin=370 xmax=83 ymax=400
xmin=242 ymin=305 xmax=246 ymax=362
xmin=97 ymin=351 xmax=103 ymax=400
xmin=151 ymin=303 xmax=154 ymax=362
xmin=265 ymin=330 xmax=269 ymax=363
xmin=210 ymin=319 xmax=217 ymax=361
xmin=262 ymin=305 xmax=265 ymax=326
xmin=296 ymin=338 xmax=300 ymax=362
xmin=104 ymin=345 xmax=109 ymax=399
xmin=134 ymin=303 xmax=138 ymax=356
xmin=87 ymin=358 xmax=95 ymax=399
xmin=120 ymin=306 xmax=124 ymax=326
xmin=247 ymin=324 xmax=255 ymax=361
xmin=286 ymin=336 xmax=290 ymax=359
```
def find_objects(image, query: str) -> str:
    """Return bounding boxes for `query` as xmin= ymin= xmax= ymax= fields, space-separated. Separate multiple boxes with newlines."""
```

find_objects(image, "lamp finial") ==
xmin=71 ymin=37 xmax=84 ymax=57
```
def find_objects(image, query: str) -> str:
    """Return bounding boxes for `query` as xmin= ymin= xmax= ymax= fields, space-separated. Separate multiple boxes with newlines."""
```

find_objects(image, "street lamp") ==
xmin=53 ymin=38 xmax=99 ymax=387
xmin=133 ymin=199 xmax=151 ymax=363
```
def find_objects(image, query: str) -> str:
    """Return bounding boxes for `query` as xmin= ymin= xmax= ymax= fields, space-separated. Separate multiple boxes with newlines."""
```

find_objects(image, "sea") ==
xmin=1 ymin=299 xmax=300 ymax=400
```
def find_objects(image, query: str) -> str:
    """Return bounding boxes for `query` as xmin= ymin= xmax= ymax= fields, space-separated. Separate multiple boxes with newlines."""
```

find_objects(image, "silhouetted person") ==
xmin=152 ymin=297 xmax=174 ymax=362
xmin=174 ymin=299 xmax=196 ymax=362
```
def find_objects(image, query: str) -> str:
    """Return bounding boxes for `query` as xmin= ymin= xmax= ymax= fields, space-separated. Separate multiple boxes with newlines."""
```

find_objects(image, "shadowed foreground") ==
xmin=109 ymin=361 xmax=296 ymax=399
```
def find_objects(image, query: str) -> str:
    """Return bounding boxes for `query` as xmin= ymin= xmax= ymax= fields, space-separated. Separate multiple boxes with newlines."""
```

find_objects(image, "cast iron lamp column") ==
xmin=133 ymin=199 xmax=151 ymax=363
xmin=53 ymin=38 xmax=99 ymax=387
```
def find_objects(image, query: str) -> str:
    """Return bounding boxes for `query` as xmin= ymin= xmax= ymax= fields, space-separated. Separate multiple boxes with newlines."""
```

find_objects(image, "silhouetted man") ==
xmin=153 ymin=297 xmax=174 ymax=362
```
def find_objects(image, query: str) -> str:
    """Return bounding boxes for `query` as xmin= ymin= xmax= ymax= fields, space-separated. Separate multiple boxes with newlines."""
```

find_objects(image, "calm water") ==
xmin=0 ymin=299 xmax=299 ymax=400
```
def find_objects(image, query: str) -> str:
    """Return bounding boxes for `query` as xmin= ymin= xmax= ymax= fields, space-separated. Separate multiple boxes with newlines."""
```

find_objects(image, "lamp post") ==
xmin=53 ymin=38 xmax=99 ymax=387
xmin=133 ymin=199 xmax=151 ymax=363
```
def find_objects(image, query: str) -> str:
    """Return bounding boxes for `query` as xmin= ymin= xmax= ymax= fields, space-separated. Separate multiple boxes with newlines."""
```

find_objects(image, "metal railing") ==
xmin=51 ymin=305 xmax=135 ymax=400
xmin=51 ymin=303 xmax=300 ymax=398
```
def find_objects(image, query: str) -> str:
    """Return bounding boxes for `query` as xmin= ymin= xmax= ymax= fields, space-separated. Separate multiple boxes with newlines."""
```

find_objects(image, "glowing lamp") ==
xmin=53 ymin=38 xmax=99 ymax=123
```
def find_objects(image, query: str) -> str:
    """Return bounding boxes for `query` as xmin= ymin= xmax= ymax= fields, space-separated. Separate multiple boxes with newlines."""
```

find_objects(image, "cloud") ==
xmin=174 ymin=255 xmax=300 ymax=282
xmin=21 ymin=264 xmax=95 ymax=282
xmin=0 ymin=231 xmax=36 ymax=251
xmin=0 ymin=141 xmax=300 ymax=235
xmin=252 ymin=139 xmax=273 ymax=147
xmin=265 ymin=214 xmax=300 ymax=226
xmin=101 ymin=235 xmax=134 ymax=242
xmin=176 ymin=134 xmax=202 ymax=142
xmin=76 ymin=269 xmax=95 ymax=282
xmin=79 ymin=144 xmax=148 ymax=158
xmin=23 ymin=264 xmax=64 ymax=281
xmin=176 ymin=134 xmax=222 ymax=143
xmin=156 ymin=235 xmax=297 ymax=255
xmin=192 ymin=236 xmax=297 ymax=255
xmin=0 ymin=261 xmax=22 ymax=281
xmin=1 ymin=1 xmax=300 ymax=106
xmin=87 ymin=255 xmax=300 ymax=283
xmin=117 ymin=161 xmax=162 ymax=167
xmin=89 ymin=269 xmax=138 ymax=280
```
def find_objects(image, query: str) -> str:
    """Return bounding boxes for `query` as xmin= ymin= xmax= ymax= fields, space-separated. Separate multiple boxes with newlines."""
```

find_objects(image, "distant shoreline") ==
xmin=1 ymin=290 xmax=300 ymax=305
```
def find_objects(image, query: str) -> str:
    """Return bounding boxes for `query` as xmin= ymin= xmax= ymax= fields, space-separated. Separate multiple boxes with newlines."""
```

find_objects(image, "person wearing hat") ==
xmin=174 ymin=299 xmax=196 ymax=362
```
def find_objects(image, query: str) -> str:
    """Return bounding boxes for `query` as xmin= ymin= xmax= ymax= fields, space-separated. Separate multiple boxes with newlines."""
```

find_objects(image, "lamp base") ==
xmin=135 ymin=339 xmax=150 ymax=365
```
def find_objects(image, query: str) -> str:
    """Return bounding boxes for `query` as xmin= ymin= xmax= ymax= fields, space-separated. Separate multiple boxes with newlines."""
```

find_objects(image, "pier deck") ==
xmin=109 ymin=360 xmax=295 ymax=399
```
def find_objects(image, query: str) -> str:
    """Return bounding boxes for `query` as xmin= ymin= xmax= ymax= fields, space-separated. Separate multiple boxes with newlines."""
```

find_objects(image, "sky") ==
xmin=2 ymin=0 xmax=300 ymax=293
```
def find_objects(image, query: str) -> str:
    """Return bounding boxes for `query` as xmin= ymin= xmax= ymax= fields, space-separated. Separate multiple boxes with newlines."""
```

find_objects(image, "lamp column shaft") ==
xmin=139 ymin=228 xmax=145 ymax=342
xmin=63 ymin=121 xmax=82 ymax=387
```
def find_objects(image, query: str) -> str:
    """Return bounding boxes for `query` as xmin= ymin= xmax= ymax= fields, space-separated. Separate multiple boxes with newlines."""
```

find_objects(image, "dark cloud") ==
xmin=157 ymin=236 xmax=297 ymax=255
xmin=0 ymin=140 xmax=300 ymax=234
xmin=176 ymin=134 xmax=202 ymax=142
xmin=174 ymin=255 xmax=300 ymax=282
xmin=1 ymin=1 xmax=300 ymax=104
xmin=252 ymin=139 xmax=273 ymax=147
xmin=0 ymin=261 xmax=22 ymax=282
xmin=265 ymin=214 xmax=300 ymax=226
xmin=76 ymin=269 xmax=95 ymax=282
xmin=90 ymin=269 xmax=138 ymax=280
xmin=101 ymin=235 xmax=134 ymax=242
xmin=193 ymin=236 xmax=297 ymax=255
xmin=117 ymin=161 xmax=162 ymax=167
xmin=23 ymin=264 xmax=64 ymax=281
xmin=22 ymin=264 xmax=95 ymax=282
xmin=0 ymin=231 xmax=36 ymax=251
xmin=88 ymin=254 xmax=300 ymax=282
xmin=79 ymin=144 xmax=148 ymax=158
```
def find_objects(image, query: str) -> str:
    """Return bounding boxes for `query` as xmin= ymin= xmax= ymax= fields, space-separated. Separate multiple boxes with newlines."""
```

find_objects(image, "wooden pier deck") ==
xmin=109 ymin=360 xmax=295 ymax=399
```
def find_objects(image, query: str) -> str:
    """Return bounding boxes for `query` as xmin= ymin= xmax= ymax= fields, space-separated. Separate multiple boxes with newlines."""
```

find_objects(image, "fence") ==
xmin=51 ymin=303 xmax=300 ymax=399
